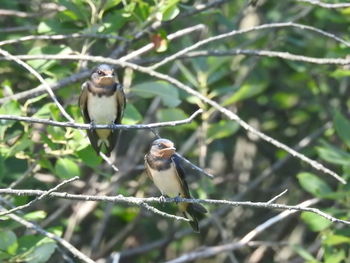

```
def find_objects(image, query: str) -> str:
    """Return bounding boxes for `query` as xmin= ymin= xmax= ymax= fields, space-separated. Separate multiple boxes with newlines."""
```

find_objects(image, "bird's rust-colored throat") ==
xmin=159 ymin=147 xmax=176 ymax=158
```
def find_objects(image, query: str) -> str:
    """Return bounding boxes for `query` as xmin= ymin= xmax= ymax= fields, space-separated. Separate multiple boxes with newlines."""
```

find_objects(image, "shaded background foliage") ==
xmin=1 ymin=0 xmax=350 ymax=262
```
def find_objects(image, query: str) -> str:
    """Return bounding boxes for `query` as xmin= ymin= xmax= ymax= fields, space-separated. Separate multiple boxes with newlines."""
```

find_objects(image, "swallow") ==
xmin=79 ymin=64 xmax=126 ymax=156
xmin=145 ymin=138 xmax=207 ymax=232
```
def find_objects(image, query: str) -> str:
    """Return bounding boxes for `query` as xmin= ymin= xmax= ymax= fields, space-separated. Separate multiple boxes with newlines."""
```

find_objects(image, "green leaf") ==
xmin=123 ymin=103 xmax=142 ymax=125
xmin=297 ymin=172 xmax=332 ymax=197
xmin=333 ymin=111 xmax=350 ymax=149
xmin=55 ymin=158 xmax=80 ymax=179
xmin=77 ymin=146 xmax=102 ymax=168
xmin=324 ymin=248 xmax=345 ymax=263
xmin=292 ymin=245 xmax=318 ymax=262
xmin=18 ymin=236 xmax=56 ymax=263
xmin=223 ymin=82 xmax=267 ymax=105
xmin=0 ymin=230 xmax=17 ymax=255
xmin=207 ymin=120 xmax=239 ymax=142
xmin=323 ymin=234 xmax=350 ymax=246
xmin=317 ymin=142 xmax=350 ymax=166
xmin=132 ymin=81 xmax=181 ymax=107
xmin=23 ymin=211 xmax=47 ymax=221
xmin=301 ymin=212 xmax=332 ymax=232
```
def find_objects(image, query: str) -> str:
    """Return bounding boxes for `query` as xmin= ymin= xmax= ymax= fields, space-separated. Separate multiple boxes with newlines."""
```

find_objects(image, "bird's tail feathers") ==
xmin=182 ymin=203 xmax=207 ymax=233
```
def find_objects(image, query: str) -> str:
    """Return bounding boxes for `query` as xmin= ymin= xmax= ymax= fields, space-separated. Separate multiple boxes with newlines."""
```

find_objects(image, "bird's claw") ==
xmin=159 ymin=195 xmax=166 ymax=204
xmin=174 ymin=195 xmax=181 ymax=204
xmin=90 ymin=121 xmax=96 ymax=131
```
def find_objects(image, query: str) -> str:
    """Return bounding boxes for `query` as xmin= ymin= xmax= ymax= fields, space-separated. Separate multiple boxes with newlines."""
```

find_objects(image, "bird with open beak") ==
xmin=79 ymin=64 xmax=126 ymax=156
xmin=145 ymin=138 xmax=207 ymax=232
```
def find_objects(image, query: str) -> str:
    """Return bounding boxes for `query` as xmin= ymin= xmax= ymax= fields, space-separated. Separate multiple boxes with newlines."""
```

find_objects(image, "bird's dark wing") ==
xmin=171 ymin=154 xmax=191 ymax=198
xmin=106 ymin=83 xmax=126 ymax=155
xmin=144 ymin=155 xmax=154 ymax=181
xmin=79 ymin=81 xmax=101 ymax=154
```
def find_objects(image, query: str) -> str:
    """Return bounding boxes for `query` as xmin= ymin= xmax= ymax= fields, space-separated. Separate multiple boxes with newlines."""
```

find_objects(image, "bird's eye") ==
xmin=157 ymin=143 xmax=164 ymax=148
xmin=97 ymin=70 xmax=103 ymax=75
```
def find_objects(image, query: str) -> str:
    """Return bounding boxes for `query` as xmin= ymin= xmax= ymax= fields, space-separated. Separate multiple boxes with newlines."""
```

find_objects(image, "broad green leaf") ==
xmin=324 ymin=249 xmax=345 ymax=263
xmin=292 ymin=245 xmax=318 ymax=262
xmin=157 ymin=108 xmax=187 ymax=122
xmin=301 ymin=212 xmax=332 ymax=232
xmin=333 ymin=111 xmax=350 ymax=149
xmin=77 ymin=146 xmax=102 ymax=168
xmin=6 ymin=138 xmax=32 ymax=158
xmin=157 ymin=108 xmax=195 ymax=131
xmin=26 ymin=241 xmax=56 ymax=263
xmin=330 ymin=69 xmax=350 ymax=78
xmin=132 ymin=81 xmax=181 ymax=107
xmin=223 ymin=82 xmax=267 ymax=105
xmin=0 ymin=230 xmax=17 ymax=255
xmin=297 ymin=172 xmax=332 ymax=197
xmin=317 ymin=142 xmax=350 ymax=166
xmin=18 ymin=236 xmax=56 ymax=263
xmin=23 ymin=211 xmax=47 ymax=221
xmin=123 ymin=103 xmax=142 ymax=124
xmin=323 ymin=234 xmax=350 ymax=246
xmin=55 ymin=158 xmax=80 ymax=179
xmin=162 ymin=4 xmax=180 ymax=21
xmin=207 ymin=120 xmax=239 ymax=142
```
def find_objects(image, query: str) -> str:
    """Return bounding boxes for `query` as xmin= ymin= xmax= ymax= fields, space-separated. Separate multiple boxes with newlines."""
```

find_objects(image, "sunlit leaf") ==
xmin=301 ymin=212 xmax=332 ymax=232
xmin=55 ymin=158 xmax=80 ymax=179
xmin=297 ymin=172 xmax=332 ymax=197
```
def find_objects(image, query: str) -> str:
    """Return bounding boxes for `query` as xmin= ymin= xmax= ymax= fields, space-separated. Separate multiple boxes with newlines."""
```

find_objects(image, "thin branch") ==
xmin=0 ymin=109 xmax=203 ymax=130
xmin=176 ymin=49 xmax=350 ymax=65
xmin=267 ymin=189 xmax=288 ymax=204
xmin=0 ymin=177 xmax=79 ymax=217
xmin=164 ymin=199 xmax=319 ymax=263
xmin=0 ymin=190 xmax=348 ymax=226
xmin=0 ymin=205 xmax=95 ymax=263
xmin=0 ymin=48 xmax=73 ymax=122
xmin=0 ymin=9 xmax=35 ymax=17
xmin=0 ymin=25 xmax=36 ymax=33
xmin=0 ymin=33 xmax=126 ymax=47
xmin=148 ymin=22 xmax=350 ymax=69
xmin=297 ymin=0 xmax=350 ymax=8
xmin=119 ymin=24 xmax=205 ymax=62
xmin=0 ymin=54 xmax=342 ymax=183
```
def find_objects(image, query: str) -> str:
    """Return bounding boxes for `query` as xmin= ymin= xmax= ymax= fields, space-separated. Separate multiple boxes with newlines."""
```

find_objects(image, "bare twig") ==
xmin=0 ymin=109 xmax=202 ymax=130
xmin=173 ymin=49 xmax=350 ymax=65
xmin=0 ymin=33 xmax=126 ymax=47
xmin=164 ymin=199 xmax=319 ymax=263
xmin=0 ymin=190 xmax=348 ymax=226
xmin=0 ymin=25 xmax=36 ymax=33
xmin=0 ymin=177 xmax=79 ymax=217
xmin=0 ymin=205 xmax=95 ymax=263
xmin=0 ymin=9 xmax=35 ymax=17
xmin=267 ymin=189 xmax=288 ymax=204
xmin=148 ymin=22 xmax=350 ymax=69
xmin=297 ymin=0 xmax=350 ymax=8
xmin=119 ymin=24 xmax=205 ymax=62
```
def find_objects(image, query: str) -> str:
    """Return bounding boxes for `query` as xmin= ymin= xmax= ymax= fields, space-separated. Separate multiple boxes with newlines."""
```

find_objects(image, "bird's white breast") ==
xmin=87 ymin=93 xmax=117 ymax=124
xmin=149 ymin=165 xmax=182 ymax=197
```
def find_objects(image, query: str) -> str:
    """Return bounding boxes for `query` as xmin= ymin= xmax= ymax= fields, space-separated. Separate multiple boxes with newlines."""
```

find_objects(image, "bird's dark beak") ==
xmin=99 ymin=74 xmax=114 ymax=85
xmin=159 ymin=147 xmax=176 ymax=158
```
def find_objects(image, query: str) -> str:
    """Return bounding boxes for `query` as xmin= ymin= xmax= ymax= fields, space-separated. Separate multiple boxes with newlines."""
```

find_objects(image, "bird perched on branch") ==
xmin=79 ymin=64 xmax=125 ymax=156
xmin=145 ymin=138 xmax=207 ymax=232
